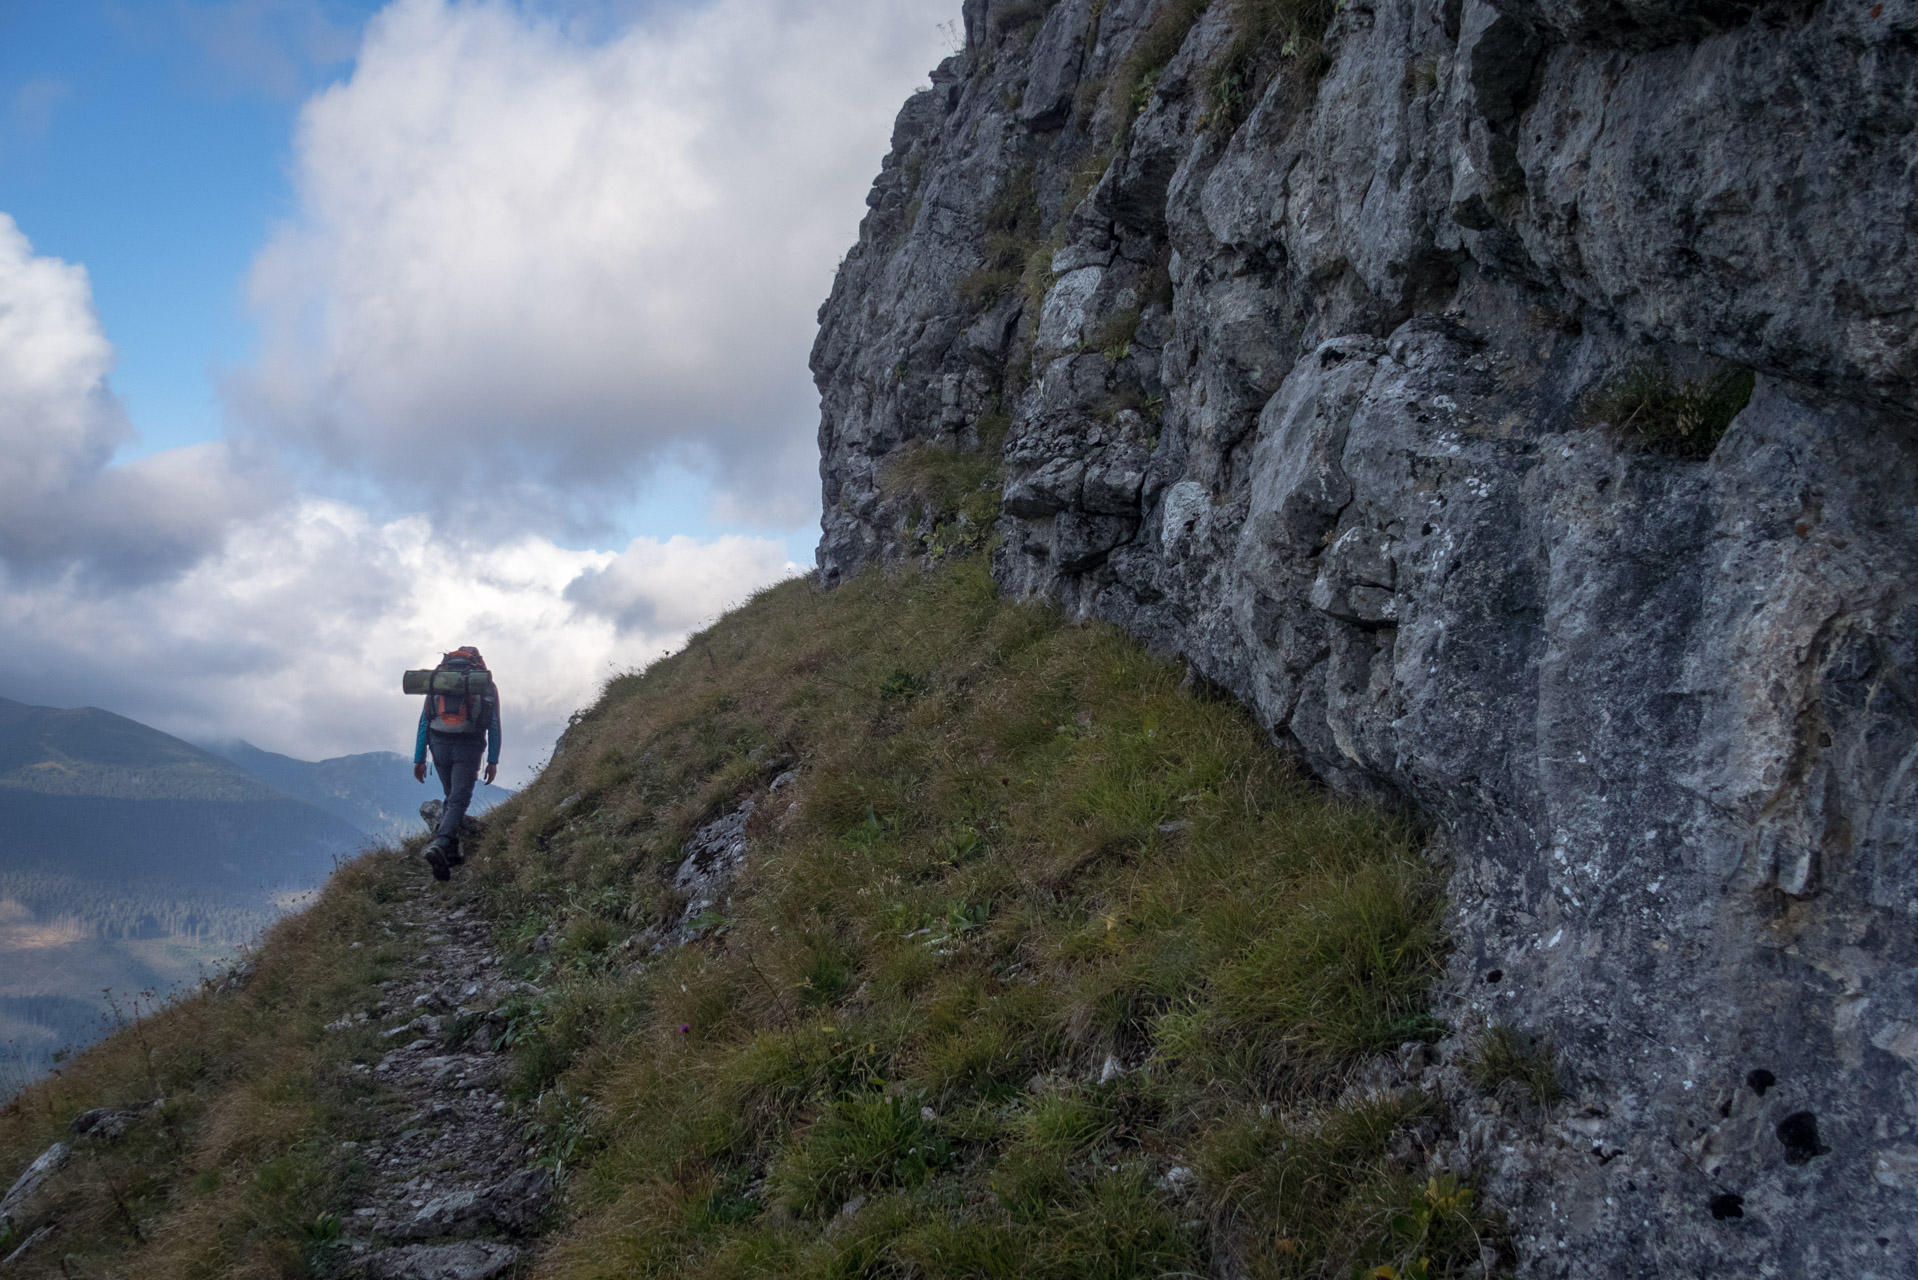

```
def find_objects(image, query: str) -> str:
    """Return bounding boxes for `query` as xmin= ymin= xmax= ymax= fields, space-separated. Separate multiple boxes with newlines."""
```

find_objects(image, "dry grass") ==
xmin=1462 ymin=1025 xmax=1561 ymax=1106
xmin=0 ymin=850 xmax=420 ymax=1277
xmin=468 ymin=557 xmax=1487 ymax=1278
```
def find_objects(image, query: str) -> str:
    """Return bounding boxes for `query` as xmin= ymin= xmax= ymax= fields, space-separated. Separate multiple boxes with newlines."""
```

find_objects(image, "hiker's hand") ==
xmin=483 ymin=762 xmax=498 ymax=785
xmin=413 ymin=761 xmax=427 ymax=783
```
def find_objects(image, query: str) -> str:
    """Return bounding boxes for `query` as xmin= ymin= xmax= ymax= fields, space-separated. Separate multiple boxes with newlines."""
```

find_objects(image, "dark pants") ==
xmin=428 ymin=732 xmax=486 ymax=851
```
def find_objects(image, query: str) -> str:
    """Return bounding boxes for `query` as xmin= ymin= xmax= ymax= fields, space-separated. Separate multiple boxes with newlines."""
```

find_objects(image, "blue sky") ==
xmin=0 ymin=0 xmax=768 ymax=555
xmin=0 ymin=1 xmax=367 ymax=457
xmin=0 ymin=0 xmax=951 ymax=767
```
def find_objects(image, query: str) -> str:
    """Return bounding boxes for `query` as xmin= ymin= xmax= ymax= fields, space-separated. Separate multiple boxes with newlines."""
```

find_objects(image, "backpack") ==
xmin=423 ymin=647 xmax=495 ymax=735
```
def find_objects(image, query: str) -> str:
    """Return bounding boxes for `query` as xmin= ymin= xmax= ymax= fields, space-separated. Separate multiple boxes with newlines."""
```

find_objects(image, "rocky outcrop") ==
xmin=813 ymin=0 xmax=1918 ymax=1274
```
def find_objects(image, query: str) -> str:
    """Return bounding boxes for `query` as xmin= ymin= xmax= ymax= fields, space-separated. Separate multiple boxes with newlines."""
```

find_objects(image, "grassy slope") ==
xmin=477 ymin=559 xmax=1490 ymax=1279
xmin=0 ymin=852 xmax=422 ymax=1278
xmin=0 ymin=558 xmax=1494 ymax=1278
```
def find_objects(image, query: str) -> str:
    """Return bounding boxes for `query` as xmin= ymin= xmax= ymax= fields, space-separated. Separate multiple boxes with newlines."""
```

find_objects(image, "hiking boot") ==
xmin=424 ymin=840 xmax=452 ymax=882
xmin=445 ymin=842 xmax=465 ymax=867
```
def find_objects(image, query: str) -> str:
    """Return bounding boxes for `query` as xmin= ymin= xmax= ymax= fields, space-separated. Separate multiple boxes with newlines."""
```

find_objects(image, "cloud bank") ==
xmin=0 ymin=0 xmax=946 ymax=767
xmin=0 ymin=498 xmax=796 ymax=777
xmin=0 ymin=207 xmax=796 ymax=775
xmin=0 ymin=215 xmax=268 ymax=582
xmin=239 ymin=0 xmax=951 ymax=530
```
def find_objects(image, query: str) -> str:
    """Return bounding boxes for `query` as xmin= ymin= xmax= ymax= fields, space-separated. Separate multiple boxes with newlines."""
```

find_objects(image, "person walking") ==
xmin=411 ymin=645 xmax=501 ymax=881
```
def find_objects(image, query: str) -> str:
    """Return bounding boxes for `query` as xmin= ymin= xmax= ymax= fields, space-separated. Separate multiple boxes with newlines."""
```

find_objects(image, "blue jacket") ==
xmin=415 ymin=695 xmax=501 ymax=765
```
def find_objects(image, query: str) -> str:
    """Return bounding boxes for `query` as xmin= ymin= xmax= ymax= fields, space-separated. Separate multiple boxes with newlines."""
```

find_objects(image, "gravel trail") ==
xmin=334 ymin=852 xmax=550 ymax=1280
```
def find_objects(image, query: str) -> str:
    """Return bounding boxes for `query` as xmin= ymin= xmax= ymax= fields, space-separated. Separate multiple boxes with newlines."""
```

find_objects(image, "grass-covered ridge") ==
xmin=478 ymin=557 xmax=1491 ymax=1278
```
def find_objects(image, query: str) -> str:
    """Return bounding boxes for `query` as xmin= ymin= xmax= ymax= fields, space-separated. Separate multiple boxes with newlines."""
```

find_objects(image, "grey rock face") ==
xmin=669 ymin=798 xmax=756 ymax=943
xmin=813 ymin=0 xmax=1918 ymax=1274
xmin=391 ymin=1169 xmax=550 ymax=1242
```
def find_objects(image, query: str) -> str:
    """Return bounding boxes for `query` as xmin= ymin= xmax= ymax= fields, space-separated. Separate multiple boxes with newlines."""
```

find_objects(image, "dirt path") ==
xmin=333 ymin=854 xmax=551 ymax=1280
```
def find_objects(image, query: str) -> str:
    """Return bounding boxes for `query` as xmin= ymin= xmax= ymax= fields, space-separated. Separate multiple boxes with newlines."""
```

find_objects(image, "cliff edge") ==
xmin=814 ymin=1 xmax=1918 ymax=1274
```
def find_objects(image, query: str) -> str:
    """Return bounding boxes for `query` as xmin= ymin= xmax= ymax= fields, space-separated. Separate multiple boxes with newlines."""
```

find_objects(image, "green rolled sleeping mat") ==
xmin=403 ymin=669 xmax=496 ymax=696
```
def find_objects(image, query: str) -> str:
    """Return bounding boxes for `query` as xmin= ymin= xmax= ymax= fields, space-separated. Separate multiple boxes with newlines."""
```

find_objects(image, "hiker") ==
xmin=411 ymin=645 xmax=501 ymax=881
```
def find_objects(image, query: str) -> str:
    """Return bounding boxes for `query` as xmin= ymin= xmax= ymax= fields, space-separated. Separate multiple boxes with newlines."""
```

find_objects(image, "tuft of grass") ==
xmin=960 ymin=167 xmax=1046 ymax=317
xmin=772 ymin=1093 xmax=948 ymax=1217
xmin=989 ymin=0 xmax=1056 ymax=38
xmin=1462 ymin=1024 xmax=1562 ymax=1105
xmin=880 ymin=439 xmax=1004 ymax=558
xmin=1196 ymin=1096 xmax=1489 ymax=1278
xmin=1594 ymin=361 xmax=1754 ymax=459
xmin=957 ymin=266 xmax=1024 ymax=312
xmin=1063 ymin=151 xmax=1114 ymax=214
xmin=1086 ymin=307 xmax=1144 ymax=359
xmin=1120 ymin=0 xmax=1213 ymax=123
xmin=474 ymin=556 xmax=1487 ymax=1279
xmin=1204 ymin=0 xmax=1341 ymax=130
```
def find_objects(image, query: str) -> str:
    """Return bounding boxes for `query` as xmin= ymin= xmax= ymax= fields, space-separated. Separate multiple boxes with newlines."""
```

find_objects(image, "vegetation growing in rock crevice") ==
xmin=1462 ymin=1025 xmax=1562 ymax=1106
xmin=1119 ymin=0 xmax=1213 ymax=123
xmin=880 ymin=426 xmax=1008 ymax=561
xmin=1206 ymin=0 xmax=1342 ymax=129
xmin=1594 ymin=360 xmax=1755 ymax=460
xmin=957 ymin=166 xmax=1045 ymax=316
xmin=475 ymin=557 xmax=1495 ymax=1279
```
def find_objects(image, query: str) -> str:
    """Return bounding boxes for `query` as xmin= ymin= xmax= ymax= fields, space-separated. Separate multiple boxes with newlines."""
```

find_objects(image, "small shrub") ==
xmin=1595 ymin=361 xmax=1754 ymax=459
xmin=1463 ymin=1024 xmax=1562 ymax=1104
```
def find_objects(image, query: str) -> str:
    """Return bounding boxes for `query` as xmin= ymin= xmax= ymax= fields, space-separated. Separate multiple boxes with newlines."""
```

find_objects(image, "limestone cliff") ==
xmin=813 ymin=0 xmax=1918 ymax=1274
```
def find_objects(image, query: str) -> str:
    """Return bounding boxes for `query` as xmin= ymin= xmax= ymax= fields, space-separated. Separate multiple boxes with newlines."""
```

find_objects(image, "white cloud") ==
xmin=0 ymin=499 xmax=797 ymax=781
xmin=0 ymin=0 xmax=934 ymax=768
xmin=0 ymin=214 xmax=267 ymax=581
xmin=238 ymin=0 xmax=951 ymax=530
xmin=565 ymin=532 xmax=792 ymax=632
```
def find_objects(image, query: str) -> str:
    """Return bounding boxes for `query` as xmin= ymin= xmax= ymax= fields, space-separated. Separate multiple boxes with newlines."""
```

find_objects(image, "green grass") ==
xmin=1204 ymin=0 xmax=1341 ymax=129
xmin=1086 ymin=307 xmax=1144 ymax=359
xmin=1462 ymin=1025 xmax=1561 ymax=1106
xmin=1594 ymin=361 xmax=1754 ymax=459
xmin=879 ymin=435 xmax=1005 ymax=559
xmin=469 ymin=556 xmax=1488 ymax=1279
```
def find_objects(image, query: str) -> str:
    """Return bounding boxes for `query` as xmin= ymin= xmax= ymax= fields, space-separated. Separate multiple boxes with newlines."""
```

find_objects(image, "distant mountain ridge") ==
xmin=0 ymin=696 xmax=377 ymax=1088
xmin=0 ymin=698 xmax=363 ymax=892
xmin=0 ymin=698 xmax=289 ymax=803
xmin=208 ymin=740 xmax=511 ymax=838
